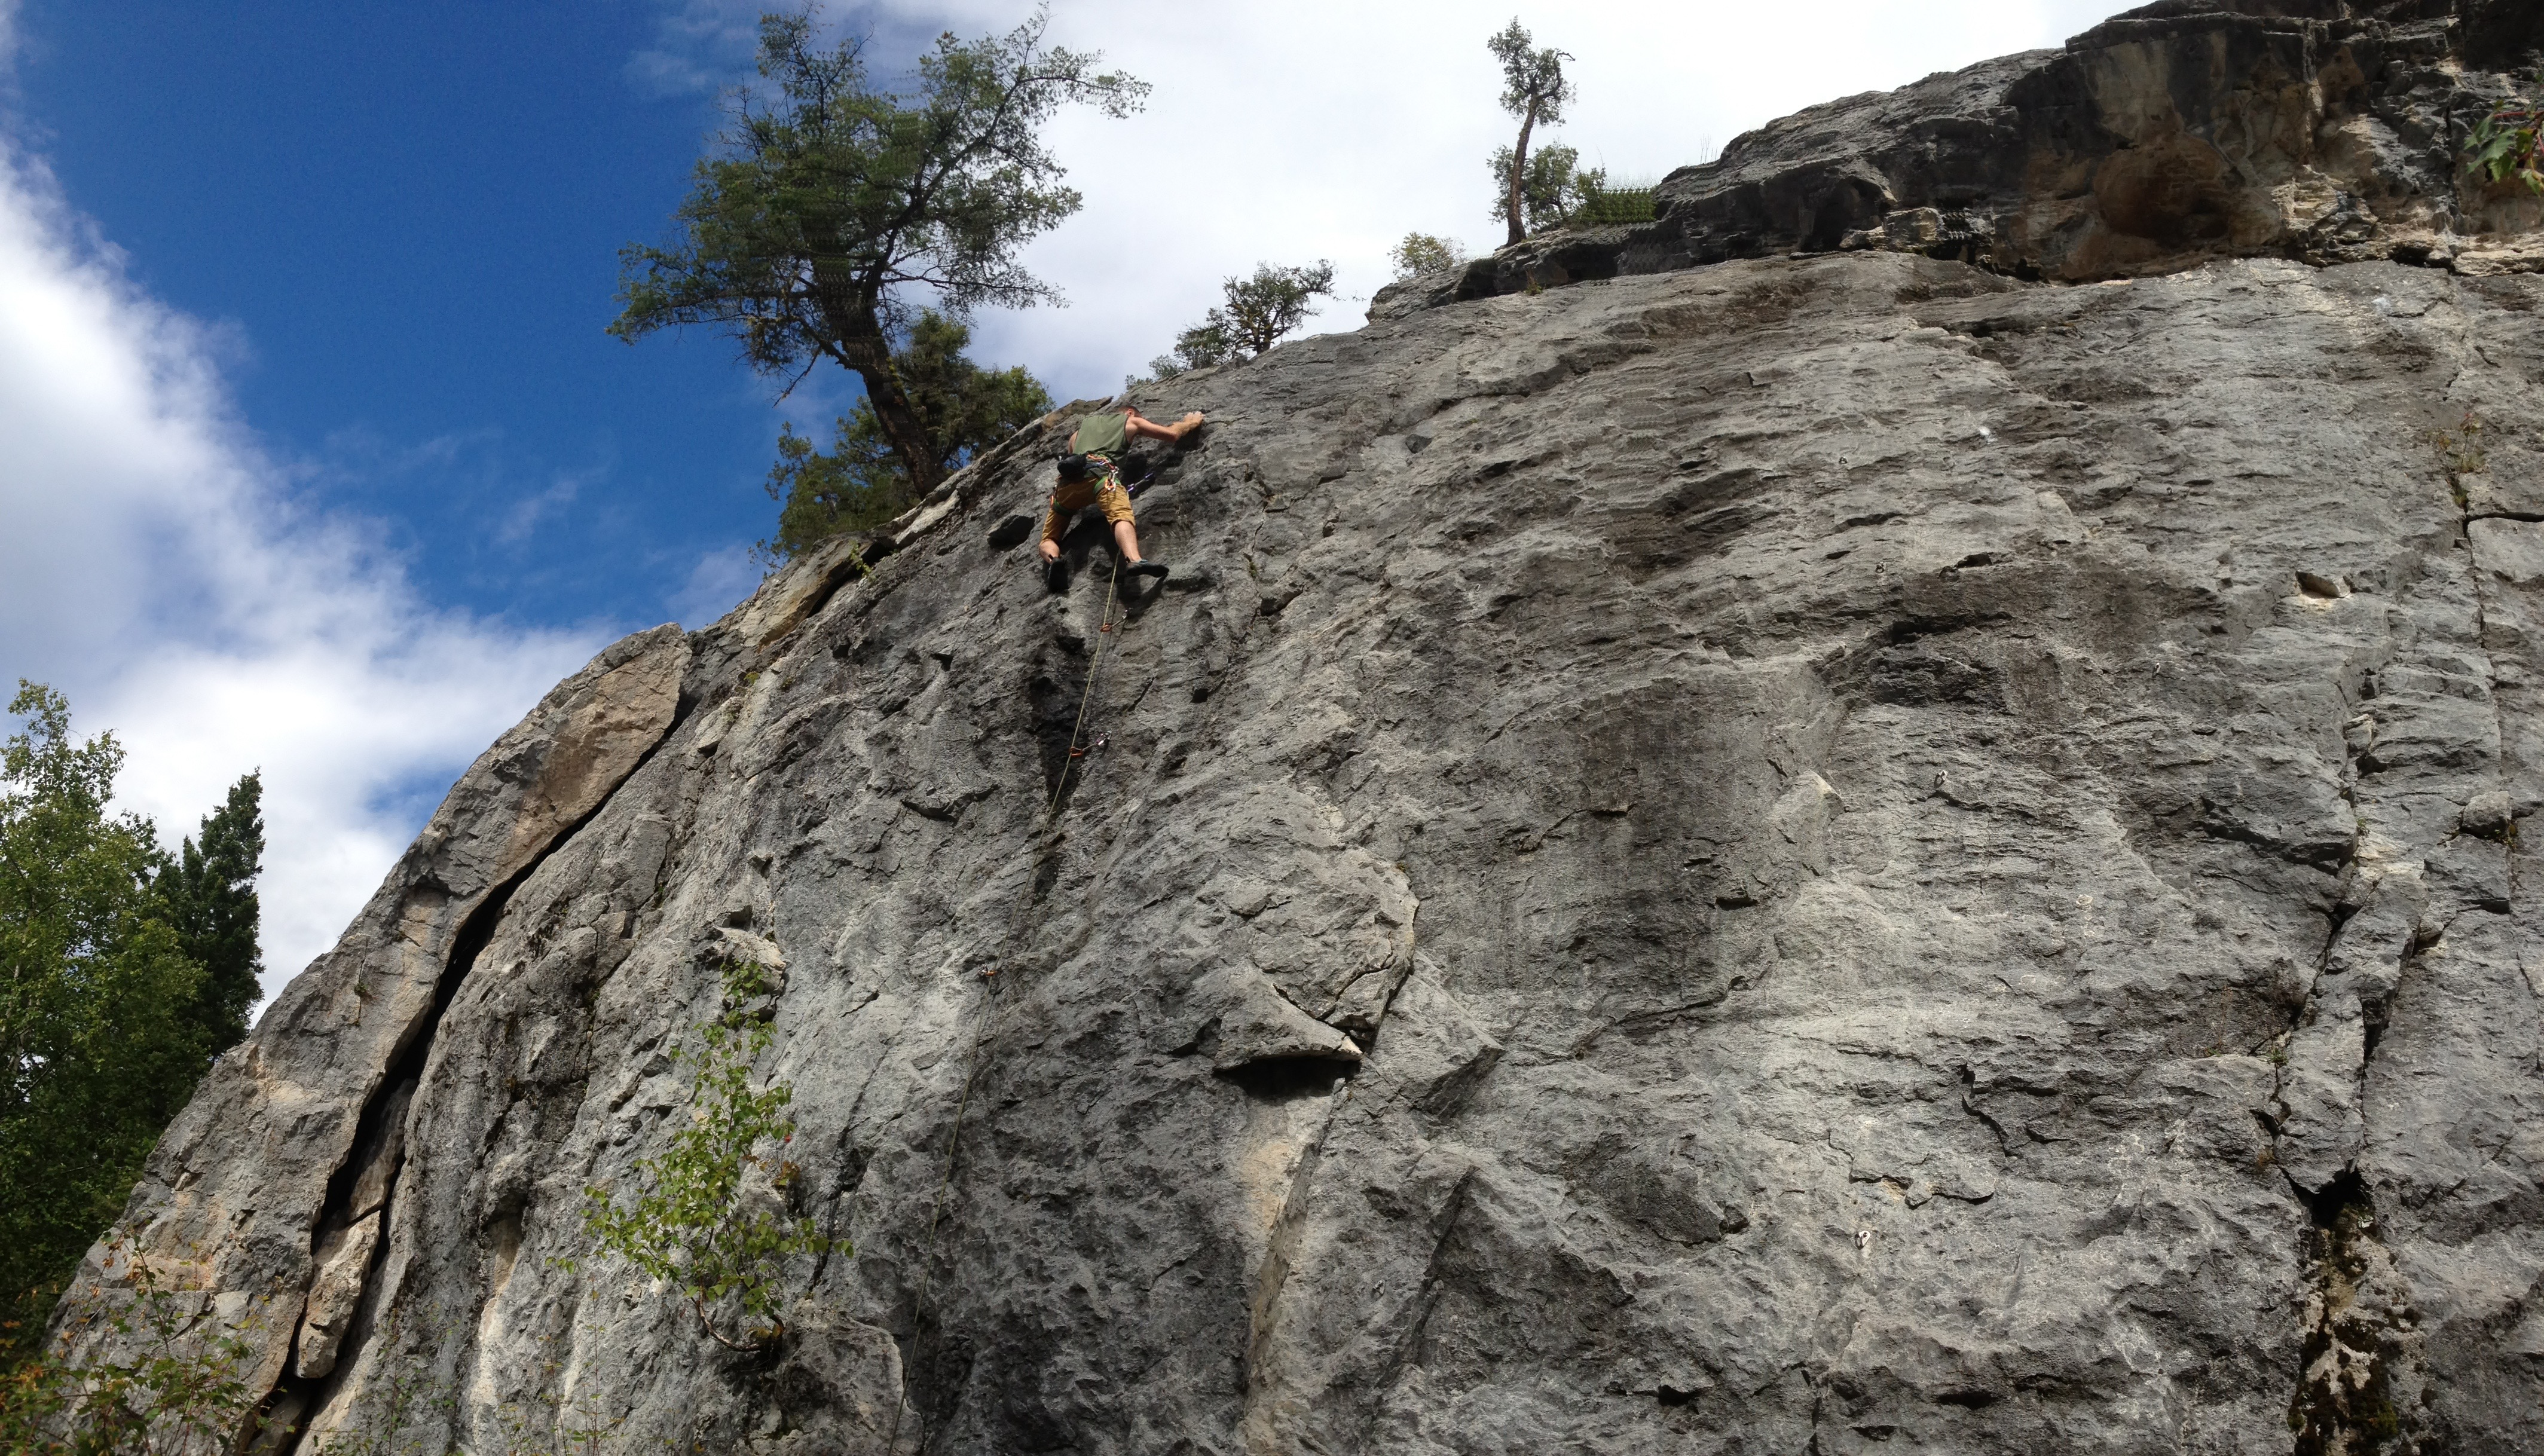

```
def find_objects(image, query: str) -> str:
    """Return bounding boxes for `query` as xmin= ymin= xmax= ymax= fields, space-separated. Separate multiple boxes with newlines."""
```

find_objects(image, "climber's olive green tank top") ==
xmin=1071 ymin=412 xmax=1130 ymax=457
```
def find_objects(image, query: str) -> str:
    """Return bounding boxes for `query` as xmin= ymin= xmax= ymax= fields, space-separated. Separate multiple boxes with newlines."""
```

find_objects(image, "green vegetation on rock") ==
xmin=1150 ymin=261 xmax=1337 ymax=378
xmin=2466 ymin=99 xmax=2543 ymax=193
xmin=1570 ymin=178 xmax=1658 ymax=227
xmin=579 ymin=958 xmax=835 ymax=1354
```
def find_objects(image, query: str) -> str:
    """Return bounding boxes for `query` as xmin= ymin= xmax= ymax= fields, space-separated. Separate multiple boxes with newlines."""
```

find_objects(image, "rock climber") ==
xmin=1039 ymin=403 xmax=1204 ymax=594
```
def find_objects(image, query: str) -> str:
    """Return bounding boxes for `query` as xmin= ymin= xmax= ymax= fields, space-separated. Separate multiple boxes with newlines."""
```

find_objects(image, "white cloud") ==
xmin=669 ymin=542 xmax=765 ymax=628
xmin=628 ymin=0 xmax=764 ymax=97
xmin=0 ymin=132 xmax=607 ymax=1005
xmin=631 ymin=0 xmax=2129 ymax=397
xmin=496 ymin=470 xmax=588 ymax=547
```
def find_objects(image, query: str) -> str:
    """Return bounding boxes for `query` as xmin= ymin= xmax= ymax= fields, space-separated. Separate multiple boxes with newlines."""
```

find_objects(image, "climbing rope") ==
xmin=885 ymin=560 xmax=1124 ymax=1454
xmin=1045 ymin=566 xmax=1122 ymax=818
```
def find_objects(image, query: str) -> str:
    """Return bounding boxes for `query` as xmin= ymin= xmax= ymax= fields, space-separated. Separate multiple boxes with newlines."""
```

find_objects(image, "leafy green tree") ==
xmin=580 ymin=960 xmax=834 ymax=1354
xmin=1150 ymin=261 xmax=1338 ymax=378
xmin=758 ymin=310 xmax=1051 ymax=564
xmin=1487 ymin=19 xmax=1576 ymax=246
xmin=611 ymin=6 xmax=1146 ymax=502
xmin=1390 ymin=231 xmax=1467 ymax=281
xmin=0 ymin=686 xmax=260 ymax=1363
xmin=1485 ymin=140 xmax=1599 ymax=236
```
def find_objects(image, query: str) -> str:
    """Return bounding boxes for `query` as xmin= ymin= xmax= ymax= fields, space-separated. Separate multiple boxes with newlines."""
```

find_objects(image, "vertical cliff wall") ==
xmin=64 ymin=246 xmax=2544 ymax=1455
xmin=52 ymin=4 xmax=2544 ymax=1454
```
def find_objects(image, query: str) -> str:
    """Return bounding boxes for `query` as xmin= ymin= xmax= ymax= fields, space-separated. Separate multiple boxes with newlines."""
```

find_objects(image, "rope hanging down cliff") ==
xmin=1047 ymin=567 xmax=1121 ymax=818
xmin=884 ymin=558 xmax=1126 ymax=1453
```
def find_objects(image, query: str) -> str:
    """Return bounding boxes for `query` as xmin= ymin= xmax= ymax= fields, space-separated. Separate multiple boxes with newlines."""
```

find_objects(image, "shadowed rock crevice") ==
xmin=254 ymin=675 xmax=699 ymax=1453
xmin=2290 ymin=1173 xmax=2420 ymax=1456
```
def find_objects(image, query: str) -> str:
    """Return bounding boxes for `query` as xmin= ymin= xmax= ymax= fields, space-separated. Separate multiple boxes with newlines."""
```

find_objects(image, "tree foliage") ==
xmin=1150 ymin=261 xmax=1337 ymax=378
xmin=2467 ymin=103 xmax=2544 ymax=194
xmin=0 ymin=686 xmax=262 ymax=1364
xmin=1390 ymin=232 xmax=1467 ymax=281
xmin=611 ymin=5 xmax=1144 ymax=503
xmin=150 ymin=776 xmax=262 ymax=1054
xmin=1486 ymin=19 xmax=1575 ymax=246
xmin=757 ymin=311 xmax=1051 ymax=564
xmin=1484 ymin=142 xmax=1601 ymax=236
xmin=580 ymin=959 xmax=835 ymax=1353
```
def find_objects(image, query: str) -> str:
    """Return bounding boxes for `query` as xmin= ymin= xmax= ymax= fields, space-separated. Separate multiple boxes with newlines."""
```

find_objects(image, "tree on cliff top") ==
xmin=0 ymin=685 xmax=262 ymax=1363
xmin=759 ymin=310 xmax=1051 ymax=565
xmin=1150 ymin=261 xmax=1337 ymax=378
xmin=1391 ymin=232 xmax=1467 ymax=281
xmin=611 ymin=5 xmax=1145 ymax=501
xmin=1485 ymin=140 xmax=1600 ymax=237
xmin=1487 ymin=19 xmax=1575 ymax=247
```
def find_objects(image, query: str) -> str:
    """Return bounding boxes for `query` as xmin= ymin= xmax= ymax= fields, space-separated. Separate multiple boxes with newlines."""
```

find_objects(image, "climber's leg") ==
xmin=1039 ymin=479 xmax=1099 ymax=592
xmin=1100 ymin=477 xmax=1169 ymax=582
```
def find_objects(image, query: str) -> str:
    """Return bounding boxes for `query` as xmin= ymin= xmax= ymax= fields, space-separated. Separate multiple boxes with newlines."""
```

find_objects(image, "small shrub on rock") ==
xmin=580 ymin=961 xmax=836 ymax=1353
xmin=0 ymin=1240 xmax=269 ymax=1455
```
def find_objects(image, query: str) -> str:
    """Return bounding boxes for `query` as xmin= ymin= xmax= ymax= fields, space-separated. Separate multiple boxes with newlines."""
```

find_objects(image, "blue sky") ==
xmin=12 ymin=0 xmax=779 ymax=630
xmin=0 ymin=0 xmax=2118 ymax=996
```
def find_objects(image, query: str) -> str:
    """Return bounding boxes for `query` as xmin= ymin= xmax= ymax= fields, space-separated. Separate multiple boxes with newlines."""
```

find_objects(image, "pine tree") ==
xmin=152 ymin=773 xmax=264 ymax=1053
xmin=613 ymin=7 xmax=1143 ymax=501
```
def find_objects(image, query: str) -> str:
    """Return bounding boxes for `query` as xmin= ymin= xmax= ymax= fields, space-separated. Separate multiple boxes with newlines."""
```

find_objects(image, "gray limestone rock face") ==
xmin=49 ymin=623 xmax=689 ymax=1440
xmin=51 ymin=7 xmax=2544 ymax=1445
xmin=60 ymin=246 xmax=2544 ymax=1454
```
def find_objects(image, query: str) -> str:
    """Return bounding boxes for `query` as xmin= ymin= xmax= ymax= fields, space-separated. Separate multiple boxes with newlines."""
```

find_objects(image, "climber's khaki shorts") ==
xmin=1042 ymin=464 xmax=1136 ymax=544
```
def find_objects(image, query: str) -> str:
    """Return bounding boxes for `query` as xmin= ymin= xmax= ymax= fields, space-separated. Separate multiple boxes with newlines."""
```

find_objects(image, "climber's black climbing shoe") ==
xmin=1044 ymin=557 xmax=1071 ymax=594
xmin=1126 ymin=560 xmax=1170 ymax=582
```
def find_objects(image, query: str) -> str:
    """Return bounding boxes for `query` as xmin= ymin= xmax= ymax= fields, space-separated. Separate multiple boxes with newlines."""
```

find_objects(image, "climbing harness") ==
xmin=1048 ymin=451 xmax=1121 ymax=503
